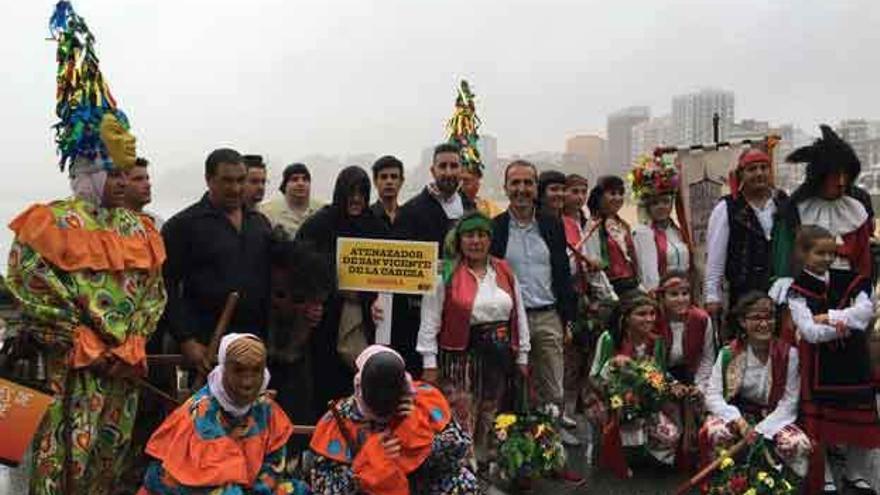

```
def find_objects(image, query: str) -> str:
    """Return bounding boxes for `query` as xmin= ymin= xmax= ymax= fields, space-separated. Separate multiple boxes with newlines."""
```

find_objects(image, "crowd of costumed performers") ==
xmin=6 ymin=2 xmax=880 ymax=495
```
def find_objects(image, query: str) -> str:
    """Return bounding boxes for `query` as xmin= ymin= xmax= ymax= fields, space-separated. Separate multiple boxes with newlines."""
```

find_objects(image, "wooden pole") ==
xmin=674 ymin=431 xmax=754 ymax=495
xmin=193 ymin=292 xmax=240 ymax=388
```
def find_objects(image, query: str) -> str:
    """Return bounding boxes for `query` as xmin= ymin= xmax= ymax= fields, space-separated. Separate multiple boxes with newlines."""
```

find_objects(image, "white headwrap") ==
xmin=353 ymin=344 xmax=416 ymax=421
xmin=69 ymin=157 xmax=108 ymax=206
xmin=207 ymin=333 xmax=271 ymax=417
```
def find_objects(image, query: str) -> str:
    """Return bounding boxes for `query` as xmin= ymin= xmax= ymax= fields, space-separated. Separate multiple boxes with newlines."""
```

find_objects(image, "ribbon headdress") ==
xmin=445 ymin=79 xmax=483 ymax=175
xmin=49 ymin=0 xmax=136 ymax=174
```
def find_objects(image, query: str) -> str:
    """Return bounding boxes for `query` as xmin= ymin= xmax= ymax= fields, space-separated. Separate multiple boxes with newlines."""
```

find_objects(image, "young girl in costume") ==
xmin=701 ymin=292 xmax=811 ymax=477
xmin=654 ymin=270 xmax=716 ymax=470
xmin=589 ymin=294 xmax=680 ymax=478
xmin=785 ymin=225 xmax=878 ymax=494
xmin=584 ymin=176 xmax=641 ymax=300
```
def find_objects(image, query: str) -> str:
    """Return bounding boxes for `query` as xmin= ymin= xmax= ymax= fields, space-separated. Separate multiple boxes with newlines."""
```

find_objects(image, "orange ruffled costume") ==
xmin=138 ymin=386 xmax=308 ymax=494
xmin=310 ymin=382 xmax=451 ymax=495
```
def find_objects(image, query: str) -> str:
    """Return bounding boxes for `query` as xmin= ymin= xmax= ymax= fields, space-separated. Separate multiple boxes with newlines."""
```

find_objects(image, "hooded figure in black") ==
xmin=295 ymin=165 xmax=389 ymax=419
xmin=776 ymin=125 xmax=875 ymax=279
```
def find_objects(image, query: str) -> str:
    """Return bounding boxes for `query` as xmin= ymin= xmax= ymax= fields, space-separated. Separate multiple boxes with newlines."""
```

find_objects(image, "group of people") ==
xmin=5 ymin=2 xmax=880 ymax=495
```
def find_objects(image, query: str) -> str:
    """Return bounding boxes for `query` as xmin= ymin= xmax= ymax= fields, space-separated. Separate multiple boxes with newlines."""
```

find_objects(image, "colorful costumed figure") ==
xmin=628 ymin=154 xmax=694 ymax=291
xmin=783 ymin=226 xmax=878 ymax=494
xmin=417 ymin=211 xmax=530 ymax=462
xmin=310 ymin=345 xmax=478 ymax=495
xmin=589 ymin=294 xmax=681 ymax=478
xmin=701 ymin=292 xmax=811 ymax=482
xmin=653 ymin=271 xmax=716 ymax=471
xmin=584 ymin=176 xmax=641 ymax=300
xmin=447 ymin=80 xmax=502 ymax=219
xmin=5 ymin=2 xmax=167 ymax=493
xmin=775 ymin=124 xmax=875 ymax=279
xmin=138 ymin=334 xmax=310 ymax=495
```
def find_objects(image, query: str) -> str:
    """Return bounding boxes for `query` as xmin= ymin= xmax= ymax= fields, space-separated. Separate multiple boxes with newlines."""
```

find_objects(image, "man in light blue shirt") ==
xmin=490 ymin=161 xmax=577 ymax=424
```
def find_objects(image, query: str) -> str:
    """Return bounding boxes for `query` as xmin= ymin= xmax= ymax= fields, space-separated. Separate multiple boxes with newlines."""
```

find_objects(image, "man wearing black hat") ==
xmin=260 ymin=162 xmax=323 ymax=239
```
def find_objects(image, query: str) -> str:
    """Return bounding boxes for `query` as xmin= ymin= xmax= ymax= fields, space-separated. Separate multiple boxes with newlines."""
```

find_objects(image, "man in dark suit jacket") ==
xmin=391 ymin=143 xmax=475 ymax=375
xmin=490 ymin=160 xmax=576 ymax=412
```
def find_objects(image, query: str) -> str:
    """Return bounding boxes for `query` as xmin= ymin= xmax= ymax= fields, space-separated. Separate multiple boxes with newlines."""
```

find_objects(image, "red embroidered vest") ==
xmin=658 ymin=306 xmax=710 ymax=377
xmin=438 ymin=257 xmax=520 ymax=352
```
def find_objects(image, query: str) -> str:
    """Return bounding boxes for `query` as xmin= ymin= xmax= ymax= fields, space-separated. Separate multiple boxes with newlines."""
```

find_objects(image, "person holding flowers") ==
xmin=629 ymin=154 xmax=693 ymax=291
xmin=589 ymin=294 xmax=681 ymax=477
xmin=701 ymin=291 xmax=811 ymax=479
xmin=417 ymin=211 xmax=530 ymax=463
xmin=654 ymin=270 xmax=717 ymax=469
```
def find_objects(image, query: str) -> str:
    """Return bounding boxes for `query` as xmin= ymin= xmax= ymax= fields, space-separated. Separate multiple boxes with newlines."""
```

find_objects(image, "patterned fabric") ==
xmin=140 ymin=387 xmax=309 ymax=495
xmin=701 ymin=415 xmax=811 ymax=475
xmin=309 ymin=396 xmax=479 ymax=495
xmin=6 ymin=198 xmax=166 ymax=495
xmin=7 ymin=199 xmax=166 ymax=348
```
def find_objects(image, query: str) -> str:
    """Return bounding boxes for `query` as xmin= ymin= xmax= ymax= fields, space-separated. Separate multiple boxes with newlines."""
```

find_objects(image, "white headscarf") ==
xmin=69 ymin=157 xmax=108 ymax=206
xmin=207 ymin=333 xmax=271 ymax=417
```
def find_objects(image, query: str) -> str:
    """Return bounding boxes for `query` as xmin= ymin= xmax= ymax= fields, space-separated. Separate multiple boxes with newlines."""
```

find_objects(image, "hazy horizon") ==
xmin=0 ymin=0 xmax=879 ymax=259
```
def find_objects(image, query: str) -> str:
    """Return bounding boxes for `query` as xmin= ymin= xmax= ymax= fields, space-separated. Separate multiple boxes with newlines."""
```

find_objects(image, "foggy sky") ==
xmin=0 ymin=0 xmax=879 ymax=255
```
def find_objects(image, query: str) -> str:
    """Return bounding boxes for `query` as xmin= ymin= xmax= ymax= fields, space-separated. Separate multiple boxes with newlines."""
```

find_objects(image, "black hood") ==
xmin=332 ymin=165 xmax=372 ymax=215
xmin=787 ymin=124 xmax=862 ymax=205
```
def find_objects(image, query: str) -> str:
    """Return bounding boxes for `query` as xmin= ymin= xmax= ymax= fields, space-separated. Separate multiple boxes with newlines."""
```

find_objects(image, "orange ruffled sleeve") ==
xmin=70 ymin=325 xmax=148 ymax=374
xmin=145 ymin=395 xmax=294 ymax=488
xmin=311 ymin=382 xmax=453 ymax=495
xmin=9 ymin=203 xmax=165 ymax=272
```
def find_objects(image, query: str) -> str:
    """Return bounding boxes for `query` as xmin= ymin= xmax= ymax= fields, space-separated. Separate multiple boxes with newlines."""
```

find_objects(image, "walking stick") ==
xmin=194 ymin=292 xmax=240 ymax=387
xmin=674 ymin=430 xmax=755 ymax=495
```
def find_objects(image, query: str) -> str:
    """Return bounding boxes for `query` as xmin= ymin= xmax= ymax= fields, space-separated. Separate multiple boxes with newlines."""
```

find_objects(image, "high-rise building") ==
xmin=729 ymin=119 xmax=770 ymax=141
xmin=836 ymin=119 xmax=871 ymax=166
xmin=607 ymin=106 xmax=650 ymax=176
xmin=631 ymin=116 xmax=674 ymax=160
xmin=672 ymin=89 xmax=735 ymax=146
xmin=772 ymin=124 xmax=813 ymax=193
xmin=564 ymin=134 xmax=605 ymax=181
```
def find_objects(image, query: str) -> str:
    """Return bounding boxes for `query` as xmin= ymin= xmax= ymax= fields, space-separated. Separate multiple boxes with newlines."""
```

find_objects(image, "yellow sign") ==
xmin=337 ymin=237 xmax=438 ymax=294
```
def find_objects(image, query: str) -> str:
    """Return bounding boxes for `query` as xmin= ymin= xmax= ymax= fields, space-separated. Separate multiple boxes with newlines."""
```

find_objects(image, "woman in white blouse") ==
xmin=702 ymin=291 xmax=812 ymax=477
xmin=418 ymin=211 xmax=530 ymax=461
xmin=629 ymin=155 xmax=691 ymax=291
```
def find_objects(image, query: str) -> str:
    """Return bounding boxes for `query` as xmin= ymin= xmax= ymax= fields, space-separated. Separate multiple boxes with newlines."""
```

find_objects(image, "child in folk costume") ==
xmin=629 ymin=154 xmax=693 ymax=291
xmin=701 ymin=292 xmax=811 ymax=477
xmin=590 ymin=294 xmax=681 ymax=477
xmin=785 ymin=226 xmax=878 ymax=494
xmin=654 ymin=270 xmax=716 ymax=469
xmin=584 ymin=176 xmax=641 ymax=300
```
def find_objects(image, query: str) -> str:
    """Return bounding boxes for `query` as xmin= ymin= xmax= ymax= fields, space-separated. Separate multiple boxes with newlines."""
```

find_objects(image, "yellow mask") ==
xmin=99 ymin=113 xmax=137 ymax=170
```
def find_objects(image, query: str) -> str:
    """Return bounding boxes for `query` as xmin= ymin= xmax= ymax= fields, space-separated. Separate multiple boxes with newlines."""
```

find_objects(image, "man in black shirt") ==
xmin=370 ymin=155 xmax=405 ymax=229
xmin=162 ymin=148 xmax=273 ymax=374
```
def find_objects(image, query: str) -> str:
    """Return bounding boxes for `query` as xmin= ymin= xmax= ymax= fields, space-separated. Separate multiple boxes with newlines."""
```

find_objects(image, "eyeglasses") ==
xmin=744 ymin=315 xmax=775 ymax=323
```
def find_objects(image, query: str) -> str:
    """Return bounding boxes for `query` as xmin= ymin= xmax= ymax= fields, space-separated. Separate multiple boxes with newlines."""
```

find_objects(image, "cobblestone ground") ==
xmin=3 ymin=426 xmax=880 ymax=494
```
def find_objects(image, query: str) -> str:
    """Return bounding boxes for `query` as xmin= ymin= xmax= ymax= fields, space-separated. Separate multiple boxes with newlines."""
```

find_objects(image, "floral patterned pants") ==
xmin=29 ymin=351 xmax=138 ymax=495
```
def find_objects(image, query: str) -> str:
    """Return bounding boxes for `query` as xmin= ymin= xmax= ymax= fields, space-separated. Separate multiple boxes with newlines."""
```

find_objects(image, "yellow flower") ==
xmin=782 ymin=480 xmax=793 ymax=492
xmin=495 ymin=414 xmax=517 ymax=431
xmin=534 ymin=424 xmax=547 ymax=438
xmin=757 ymin=471 xmax=767 ymax=481
xmin=610 ymin=395 xmax=624 ymax=409
xmin=763 ymin=477 xmax=775 ymax=489
xmin=744 ymin=489 xmax=756 ymax=495
xmin=720 ymin=457 xmax=734 ymax=470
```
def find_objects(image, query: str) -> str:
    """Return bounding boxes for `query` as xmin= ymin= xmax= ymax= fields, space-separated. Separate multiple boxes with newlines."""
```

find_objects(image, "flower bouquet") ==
xmin=493 ymin=408 xmax=567 ymax=484
xmin=602 ymin=356 xmax=672 ymax=423
xmin=705 ymin=440 xmax=799 ymax=495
